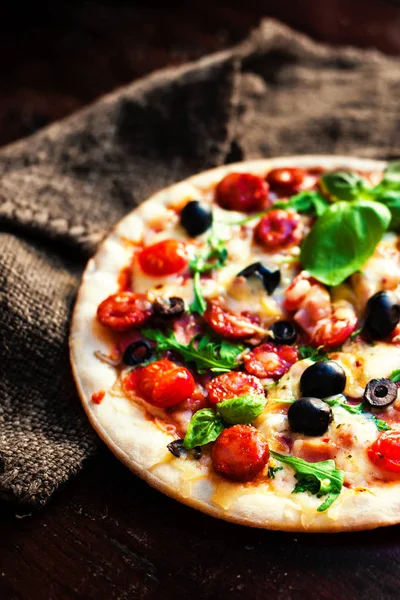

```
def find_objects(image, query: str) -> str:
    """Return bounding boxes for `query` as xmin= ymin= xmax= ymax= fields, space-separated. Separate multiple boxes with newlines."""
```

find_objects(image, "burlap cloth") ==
xmin=1 ymin=20 xmax=399 ymax=513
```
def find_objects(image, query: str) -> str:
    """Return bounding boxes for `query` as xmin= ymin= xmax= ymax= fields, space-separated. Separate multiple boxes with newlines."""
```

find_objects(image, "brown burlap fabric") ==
xmin=1 ymin=20 xmax=399 ymax=512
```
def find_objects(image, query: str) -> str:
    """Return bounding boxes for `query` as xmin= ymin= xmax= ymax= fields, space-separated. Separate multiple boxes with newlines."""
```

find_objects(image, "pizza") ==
xmin=70 ymin=155 xmax=400 ymax=532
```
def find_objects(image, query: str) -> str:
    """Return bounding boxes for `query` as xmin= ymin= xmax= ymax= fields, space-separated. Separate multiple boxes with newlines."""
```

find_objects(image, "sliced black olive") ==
xmin=167 ymin=439 xmax=186 ymax=458
xmin=363 ymin=378 xmax=398 ymax=408
xmin=288 ymin=397 xmax=333 ymax=436
xmin=237 ymin=261 xmax=281 ymax=295
xmin=270 ymin=320 xmax=297 ymax=345
xmin=123 ymin=341 xmax=153 ymax=366
xmin=363 ymin=291 xmax=400 ymax=340
xmin=153 ymin=296 xmax=185 ymax=318
xmin=180 ymin=200 xmax=213 ymax=236
xmin=300 ymin=360 xmax=346 ymax=399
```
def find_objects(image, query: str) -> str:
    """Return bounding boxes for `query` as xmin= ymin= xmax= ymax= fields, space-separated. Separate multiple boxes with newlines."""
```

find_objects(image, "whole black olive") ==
xmin=363 ymin=378 xmax=398 ymax=408
xmin=363 ymin=291 xmax=400 ymax=340
xmin=300 ymin=360 xmax=346 ymax=399
xmin=237 ymin=261 xmax=281 ymax=295
xmin=123 ymin=341 xmax=153 ymax=366
xmin=270 ymin=320 xmax=297 ymax=345
xmin=153 ymin=296 xmax=185 ymax=318
xmin=288 ymin=397 xmax=333 ymax=436
xmin=180 ymin=200 xmax=213 ymax=236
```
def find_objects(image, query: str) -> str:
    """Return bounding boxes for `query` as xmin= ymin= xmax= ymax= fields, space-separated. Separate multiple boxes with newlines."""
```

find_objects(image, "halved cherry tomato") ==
xmin=211 ymin=425 xmax=270 ymax=481
xmin=255 ymin=209 xmax=302 ymax=251
xmin=137 ymin=359 xmax=195 ymax=408
xmin=367 ymin=431 xmax=400 ymax=473
xmin=266 ymin=167 xmax=309 ymax=197
xmin=311 ymin=317 xmax=357 ymax=350
xmin=204 ymin=300 xmax=265 ymax=340
xmin=138 ymin=239 xmax=188 ymax=276
xmin=215 ymin=172 xmax=270 ymax=212
xmin=244 ymin=343 xmax=298 ymax=379
xmin=97 ymin=292 xmax=152 ymax=332
xmin=206 ymin=372 xmax=265 ymax=406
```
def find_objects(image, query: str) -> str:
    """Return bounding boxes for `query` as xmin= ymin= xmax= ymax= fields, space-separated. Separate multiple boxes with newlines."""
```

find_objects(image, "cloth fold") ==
xmin=1 ymin=19 xmax=399 ymax=511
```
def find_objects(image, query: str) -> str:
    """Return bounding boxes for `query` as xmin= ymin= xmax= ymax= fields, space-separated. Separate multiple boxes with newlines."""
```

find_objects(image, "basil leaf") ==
xmin=320 ymin=171 xmax=370 ymax=201
xmin=390 ymin=369 xmax=400 ymax=383
xmin=374 ymin=191 xmax=400 ymax=232
xmin=277 ymin=190 xmax=330 ymax=217
xmin=381 ymin=161 xmax=400 ymax=189
xmin=184 ymin=409 xmax=225 ymax=449
xmin=300 ymin=200 xmax=391 ymax=286
xmin=216 ymin=393 xmax=266 ymax=425
xmin=271 ymin=451 xmax=344 ymax=512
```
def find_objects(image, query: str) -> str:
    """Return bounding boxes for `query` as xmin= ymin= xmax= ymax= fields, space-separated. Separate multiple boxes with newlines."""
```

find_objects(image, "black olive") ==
xmin=237 ymin=261 xmax=281 ymax=295
xmin=300 ymin=360 xmax=346 ymax=399
xmin=123 ymin=341 xmax=153 ymax=366
xmin=153 ymin=296 xmax=185 ymax=318
xmin=193 ymin=446 xmax=202 ymax=460
xmin=180 ymin=200 xmax=213 ymax=236
xmin=288 ymin=397 xmax=333 ymax=436
xmin=167 ymin=439 xmax=186 ymax=458
xmin=363 ymin=378 xmax=398 ymax=408
xmin=363 ymin=291 xmax=400 ymax=340
xmin=270 ymin=320 xmax=297 ymax=345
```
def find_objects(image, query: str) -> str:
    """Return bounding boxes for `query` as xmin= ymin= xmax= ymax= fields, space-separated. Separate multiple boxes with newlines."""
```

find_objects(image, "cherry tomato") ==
xmin=215 ymin=172 xmax=270 ymax=212
xmin=211 ymin=425 xmax=270 ymax=482
xmin=138 ymin=239 xmax=188 ymax=276
xmin=97 ymin=292 xmax=153 ymax=332
xmin=311 ymin=317 xmax=357 ymax=350
xmin=206 ymin=372 xmax=265 ymax=406
xmin=367 ymin=431 xmax=400 ymax=473
xmin=138 ymin=359 xmax=195 ymax=408
xmin=204 ymin=300 xmax=264 ymax=340
xmin=244 ymin=343 xmax=298 ymax=379
xmin=255 ymin=210 xmax=302 ymax=251
xmin=266 ymin=168 xmax=309 ymax=197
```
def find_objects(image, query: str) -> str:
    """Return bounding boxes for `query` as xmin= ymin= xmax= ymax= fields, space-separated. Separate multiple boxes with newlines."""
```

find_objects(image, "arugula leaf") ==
xmin=184 ymin=409 xmax=224 ymax=449
xmin=323 ymin=395 xmax=391 ymax=431
xmin=320 ymin=171 xmax=371 ymax=202
xmin=374 ymin=418 xmax=391 ymax=432
xmin=274 ymin=190 xmax=330 ymax=217
xmin=389 ymin=369 xmax=400 ymax=383
xmin=300 ymin=199 xmax=391 ymax=286
xmin=189 ymin=271 xmax=207 ymax=315
xmin=267 ymin=465 xmax=283 ymax=479
xmin=141 ymin=328 xmax=244 ymax=374
xmin=270 ymin=451 xmax=344 ymax=512
xmin=216 ymin=393 xmax=266 ymax=425
xmin=298 ymin=345 xmax=328 ymax=361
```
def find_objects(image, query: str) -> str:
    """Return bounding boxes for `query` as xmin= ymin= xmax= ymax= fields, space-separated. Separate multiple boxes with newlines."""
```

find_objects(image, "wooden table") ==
xmin=2 ymin=2 xmax=400 ymax=598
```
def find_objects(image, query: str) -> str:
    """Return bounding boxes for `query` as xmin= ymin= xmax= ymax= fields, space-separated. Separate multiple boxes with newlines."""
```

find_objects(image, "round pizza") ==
xmin=70 ymin=155 xmax=400 ymax=532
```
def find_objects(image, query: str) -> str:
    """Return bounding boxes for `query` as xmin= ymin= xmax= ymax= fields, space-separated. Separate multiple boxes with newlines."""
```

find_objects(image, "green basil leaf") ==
xmin=374 ymin=191 xmax=400 ymax=232
xmin=183 ymin=409 xmax=225 ymax=449
xmin=300 ymin=199 xmax=391 ymax=286
xmin=381 ymin=161 xmax=400 ymax=189
xmin=320 ymin=171 xmax=370 ymax=201
xmin=390 ymin=369 xmax=400 ymax=383
xmin=216 ymin=393 xmax=266 ymax=425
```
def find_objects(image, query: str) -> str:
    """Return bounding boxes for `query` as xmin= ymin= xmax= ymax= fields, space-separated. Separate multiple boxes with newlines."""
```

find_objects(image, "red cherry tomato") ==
xmin=138 ymin=359 xmax=195 ymax=408
xmin=204 ymin=300 xmax=264 ymax=340
xmin=244 ymin=343 xmax=298 ymax=379
xmin=311 ymin=317 xmax=357 ymax=350
xmin=215 ymin=172 xmax=270 ymax=212
xmin=211 ymin=425 xmax=270 ymax=482
xmin=255 ymin=209 xmax=302 ymax=250
xmin=97 ymin=292 xmax=153 ymax=332
xmin=367 ymin=431 xmax=400 ymax=473
xmin=266 ymin=168 xmax=308 ymax=197
xmin=138 ymin=239 xmax=188 ymax=276
xmin=206 ymin=372 xmax=265 ymax=406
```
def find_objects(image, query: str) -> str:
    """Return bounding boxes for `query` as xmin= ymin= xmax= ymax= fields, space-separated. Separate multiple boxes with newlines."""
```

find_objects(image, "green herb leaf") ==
xmin=320 ymin=171 xmax=370 ymax=202
xmin=298 ymin=346 xmax=328 ymax=361
xmin=270 ymin=451 xmax=344 ymax=512
xmin=275 ymin=190 xmax=330 ymax=217
xmin=216 ymin=393 xmax=266 ymax=425
xmin=390 ymin=369 xmax=400 ymax=383
xmin=141 ymin=328 xmax=244 ymax=374
xmin=189 ymin=271 xmax=207 ymax=315
xmin=380 ymin=161 xmax=400 ymax=189
xmin=373 ymin=418 xmax=392 ymax=432
xmin=219 ymin=340 xmax=246 ymax=363
xmin=323 ymin=395 xmax=391 ymax=431
xmin=184 ymin=409 xmax=225 ymax=449
xmin=267 ymin=465 xmax=283 ymax=479
xmin=374 ymin=191 xmax=400 ymax=232
xmin=300 ymin=199 xmax=391 ymax=286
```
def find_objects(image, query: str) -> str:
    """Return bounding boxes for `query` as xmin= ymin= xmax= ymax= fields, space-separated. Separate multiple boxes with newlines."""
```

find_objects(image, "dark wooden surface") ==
xmin=2 ymin=2 xmax=400 ymax=599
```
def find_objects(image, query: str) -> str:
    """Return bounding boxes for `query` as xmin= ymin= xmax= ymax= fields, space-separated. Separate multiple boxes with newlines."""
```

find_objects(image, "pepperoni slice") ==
xmin=137 ymin=359 xmax=195 ymax=408
xmin=215 ymin=172 xmax=270 ymax=212
xmin=138 ymin=239 xmax=188 ymax=276
xmin=204 ymin=300 xmax=265 ymax=340
xmin=97 ymin=292 xmax=153 ymax=332
xmin=211 ymin=425 xmax=270 ymax=481
xmin=266 ymin=167 xmax=309 ymax=197
xmin=244 ymin=343 xmax=298 ymax=379
xmin=206 ymin=372 xmax=265 ymax=406
xmin=255 ymin=209 xmax=303 ymax=251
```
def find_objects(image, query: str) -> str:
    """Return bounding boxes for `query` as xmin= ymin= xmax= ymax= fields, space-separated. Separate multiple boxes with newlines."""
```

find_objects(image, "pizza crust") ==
xmin=70 ymin=155 xmax=400 ymax=532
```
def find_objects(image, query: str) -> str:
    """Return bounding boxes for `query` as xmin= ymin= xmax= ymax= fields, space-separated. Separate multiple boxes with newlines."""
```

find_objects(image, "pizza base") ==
xmin=70 ymin=155 xmax=400 ymax=532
